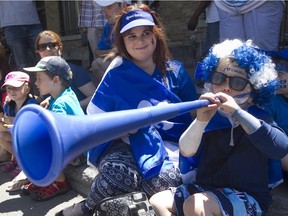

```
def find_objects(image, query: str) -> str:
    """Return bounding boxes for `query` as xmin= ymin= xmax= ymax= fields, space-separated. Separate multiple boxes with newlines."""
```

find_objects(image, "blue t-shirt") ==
xmin=97 ymin=22 xmax=114 ymax=50
xmin=48 ymin=87 xmax=84 ymax=116
xmin=264 ymin=94 xmax=288 ymax=134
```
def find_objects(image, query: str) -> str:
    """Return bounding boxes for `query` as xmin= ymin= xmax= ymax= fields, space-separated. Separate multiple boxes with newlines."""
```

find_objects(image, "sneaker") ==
xmin=30 ymin=180 xmax=69 ymax=201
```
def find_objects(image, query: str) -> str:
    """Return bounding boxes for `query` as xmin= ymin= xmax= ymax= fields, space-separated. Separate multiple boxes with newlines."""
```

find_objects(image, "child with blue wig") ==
xmin=150 ymin=39 xmax=288 ymax=216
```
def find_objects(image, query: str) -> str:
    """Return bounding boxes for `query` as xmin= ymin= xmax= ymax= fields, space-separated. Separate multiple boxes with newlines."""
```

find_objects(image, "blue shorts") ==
xmin=173 ymin=183 xmax=262 ymax=216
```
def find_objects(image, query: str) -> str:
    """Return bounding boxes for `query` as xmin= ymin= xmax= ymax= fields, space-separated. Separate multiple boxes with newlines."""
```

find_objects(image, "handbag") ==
xmin=93 ymin=191 xmax=158 ymax=216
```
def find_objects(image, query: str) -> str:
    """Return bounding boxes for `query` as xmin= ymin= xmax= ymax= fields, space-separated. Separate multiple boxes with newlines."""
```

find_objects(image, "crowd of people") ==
xmin=0 ymin=1 xmax=288 ymax=216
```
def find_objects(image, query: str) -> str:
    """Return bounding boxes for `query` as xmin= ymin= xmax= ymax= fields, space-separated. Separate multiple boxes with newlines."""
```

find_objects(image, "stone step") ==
xmin=64 ymin=165 xmax=288 ymax=215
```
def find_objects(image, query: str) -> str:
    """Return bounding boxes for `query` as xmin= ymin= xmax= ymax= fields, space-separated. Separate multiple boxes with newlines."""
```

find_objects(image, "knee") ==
xmin=183 ymin=193 xmax=220 ymax=216
xmin=149 ymin=190 xmax=175 ymax=216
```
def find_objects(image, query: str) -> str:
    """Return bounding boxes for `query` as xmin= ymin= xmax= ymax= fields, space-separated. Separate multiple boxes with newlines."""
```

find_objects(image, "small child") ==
xmin=0 ymin=71 xmax=37 ymax=191
xmin=23 ymin=56 xmax=85 ymax=201
xmin=263 ymin=48 xmax=288 ymax=182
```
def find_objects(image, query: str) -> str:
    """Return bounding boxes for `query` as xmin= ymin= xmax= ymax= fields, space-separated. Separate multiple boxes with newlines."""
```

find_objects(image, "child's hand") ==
xmin=3 ymin=115 xmax=14 ymax=125
xmin=215 ymin=92 xmax=240 ymax=116
xmin=197 ymin=93 xmax=221 ymax=122
xmin=40 ymin=96 xmax=50 ymax=109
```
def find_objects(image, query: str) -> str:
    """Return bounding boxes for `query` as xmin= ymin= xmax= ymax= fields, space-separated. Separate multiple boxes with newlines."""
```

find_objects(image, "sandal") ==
xmin=6 ymin=178 xmax=30 ymax=192
xmin=21 ymin=182 xmax=39 ymax=195
xmin=55 ymin=199 xmax=86 ymax=216
xmin=30 ymin=180 xmax=69 ymax=201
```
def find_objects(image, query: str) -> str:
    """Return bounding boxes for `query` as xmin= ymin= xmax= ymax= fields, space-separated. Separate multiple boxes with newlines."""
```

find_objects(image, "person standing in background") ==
xmin=78 ymin=0 xmax=107 ymax=69
xmin=0 ymin=0 xmax=43 ymax=70
xmin=187 ymin=0 xmax=219 ymax=59
xmin=215 ymin=0 xmax=285 ymax=51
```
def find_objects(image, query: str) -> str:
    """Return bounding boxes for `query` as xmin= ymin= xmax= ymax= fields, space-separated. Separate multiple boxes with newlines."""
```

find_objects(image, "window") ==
xmin=59 ymin=1 xmax=80 ymax=36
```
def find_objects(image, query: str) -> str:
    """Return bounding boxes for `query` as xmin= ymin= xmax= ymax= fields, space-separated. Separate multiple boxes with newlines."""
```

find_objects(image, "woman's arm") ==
xmin=78 ymin=81 xmax=96 ymax=109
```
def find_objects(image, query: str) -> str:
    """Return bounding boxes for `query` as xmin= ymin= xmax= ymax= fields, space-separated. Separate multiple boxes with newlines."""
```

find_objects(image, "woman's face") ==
xmin=123 ymin=26 xmax=157 ymax=65
xmin=36 ymin=35 xmax=60 ymax=58
xmin=211 ymin=58 xmax=252 ymax=101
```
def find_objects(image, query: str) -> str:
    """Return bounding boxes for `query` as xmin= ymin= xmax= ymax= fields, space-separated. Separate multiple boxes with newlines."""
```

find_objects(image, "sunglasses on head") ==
xmin=37 ymin=42 xmax=57 ymax=52
xmin=210 ymin=71 xmax=250 ymax=91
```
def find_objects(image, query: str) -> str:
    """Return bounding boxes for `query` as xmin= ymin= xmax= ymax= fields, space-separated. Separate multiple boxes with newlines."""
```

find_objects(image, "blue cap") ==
xmin=24 ymin=56 xmax=72 ymax=81
xmin=261 ymin=48 xmax=288 ymax=60
xmin=120 ymin=10 xmax=155 ymax=33
xmin=258 ymin=48 xmax=288 ymax=72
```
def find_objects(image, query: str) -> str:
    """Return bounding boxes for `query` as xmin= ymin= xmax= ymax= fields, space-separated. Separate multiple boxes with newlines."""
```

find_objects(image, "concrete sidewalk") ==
xmin=1 ymin=163 xmax=287 ymax=215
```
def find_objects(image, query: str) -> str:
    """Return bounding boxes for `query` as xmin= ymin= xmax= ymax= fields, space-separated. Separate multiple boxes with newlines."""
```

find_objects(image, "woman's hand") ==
xmin=197 ymin=93 xmax=221 ymax=122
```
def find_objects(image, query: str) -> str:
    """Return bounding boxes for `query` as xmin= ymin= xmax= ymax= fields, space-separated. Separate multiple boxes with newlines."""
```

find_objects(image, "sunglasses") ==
xmin=210 ymin=71 xmax=250 ymax=91
xmin=37 ymin=42 xmax=58 ymax=52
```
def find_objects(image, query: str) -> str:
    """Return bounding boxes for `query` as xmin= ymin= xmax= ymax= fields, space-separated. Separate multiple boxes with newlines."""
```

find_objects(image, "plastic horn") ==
xmin=12 ymin=99 xmax=210 ymax=186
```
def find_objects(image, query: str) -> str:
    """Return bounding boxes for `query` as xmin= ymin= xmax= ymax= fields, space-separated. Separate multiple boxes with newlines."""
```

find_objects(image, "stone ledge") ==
xmin=64 ymin=165 xmax=288 ymax=215
xmin=266 ymin=183 xmax=288 ymax=215
xmin=64 ymin=164 xmax=98 ymax=197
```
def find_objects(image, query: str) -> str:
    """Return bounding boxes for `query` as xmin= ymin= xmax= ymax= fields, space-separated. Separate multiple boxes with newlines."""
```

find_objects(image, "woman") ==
xmin=150 ymin=39 xmax=288 ymax=216
xmin=34 ymin=30 xmax=96 ymax=111
xmin=57 ymin=4 xmax=198 ymax=215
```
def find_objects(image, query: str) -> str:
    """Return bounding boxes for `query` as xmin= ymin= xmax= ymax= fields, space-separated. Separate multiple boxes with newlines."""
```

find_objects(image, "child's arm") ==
xmin=179 ymin=118 xmax=208 ymax=157
xmin=179 ymin=93 xmax=220 ymax=157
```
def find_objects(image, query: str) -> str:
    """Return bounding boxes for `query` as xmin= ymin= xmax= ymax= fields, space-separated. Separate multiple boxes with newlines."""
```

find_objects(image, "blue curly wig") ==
xmin=200 ymin=39 xmax=280 ymax=106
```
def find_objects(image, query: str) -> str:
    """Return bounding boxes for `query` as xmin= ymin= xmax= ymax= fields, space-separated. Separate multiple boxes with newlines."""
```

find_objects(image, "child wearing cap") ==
xmin=91 ymin=0 xmax=130 ymax=84
xmin=0 ymin=71 xmax=38 ymax=191
xmin=23 ymin=56 xmax=85 ymax=201
xmin=149 ymin=39 xmax=288 ymax=216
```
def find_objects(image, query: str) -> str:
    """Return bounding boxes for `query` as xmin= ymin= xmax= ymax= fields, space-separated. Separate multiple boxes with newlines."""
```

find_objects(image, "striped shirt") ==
xmin=78 ymin=0 xmax=106 ymax=28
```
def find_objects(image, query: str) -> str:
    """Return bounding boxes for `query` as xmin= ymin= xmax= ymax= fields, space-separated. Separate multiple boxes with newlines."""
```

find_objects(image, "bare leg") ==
xmin=183 ymin=192 xmax=221 ymax=216
xmin=149 ymin=190 xmax=176 ymax=216
xmin=0 ymin=131 xmax=13 ymax=154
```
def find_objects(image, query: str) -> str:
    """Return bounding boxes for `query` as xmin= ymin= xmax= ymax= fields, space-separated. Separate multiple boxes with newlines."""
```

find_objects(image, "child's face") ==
xmin=275 ymin=59 xmax=288 ymax=97
xmin=103 ymin=3 xmax=122 ymax=24
xmin=6 ymin=83 xmax=29 ymax=102
xmin=35 ymin=72 xmax=54 ymax=96
xmin=211 ymin=58 xmax=252 ymax=105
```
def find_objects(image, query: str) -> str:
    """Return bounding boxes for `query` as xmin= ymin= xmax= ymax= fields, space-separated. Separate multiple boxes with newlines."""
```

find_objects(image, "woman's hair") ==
xmin=34 ymin=30 xmax=63 ymax=53
xmin=108 ymin=3 xmax=172 ymax=73
xmin=200 ymin=39 xmax=279 ymax=106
